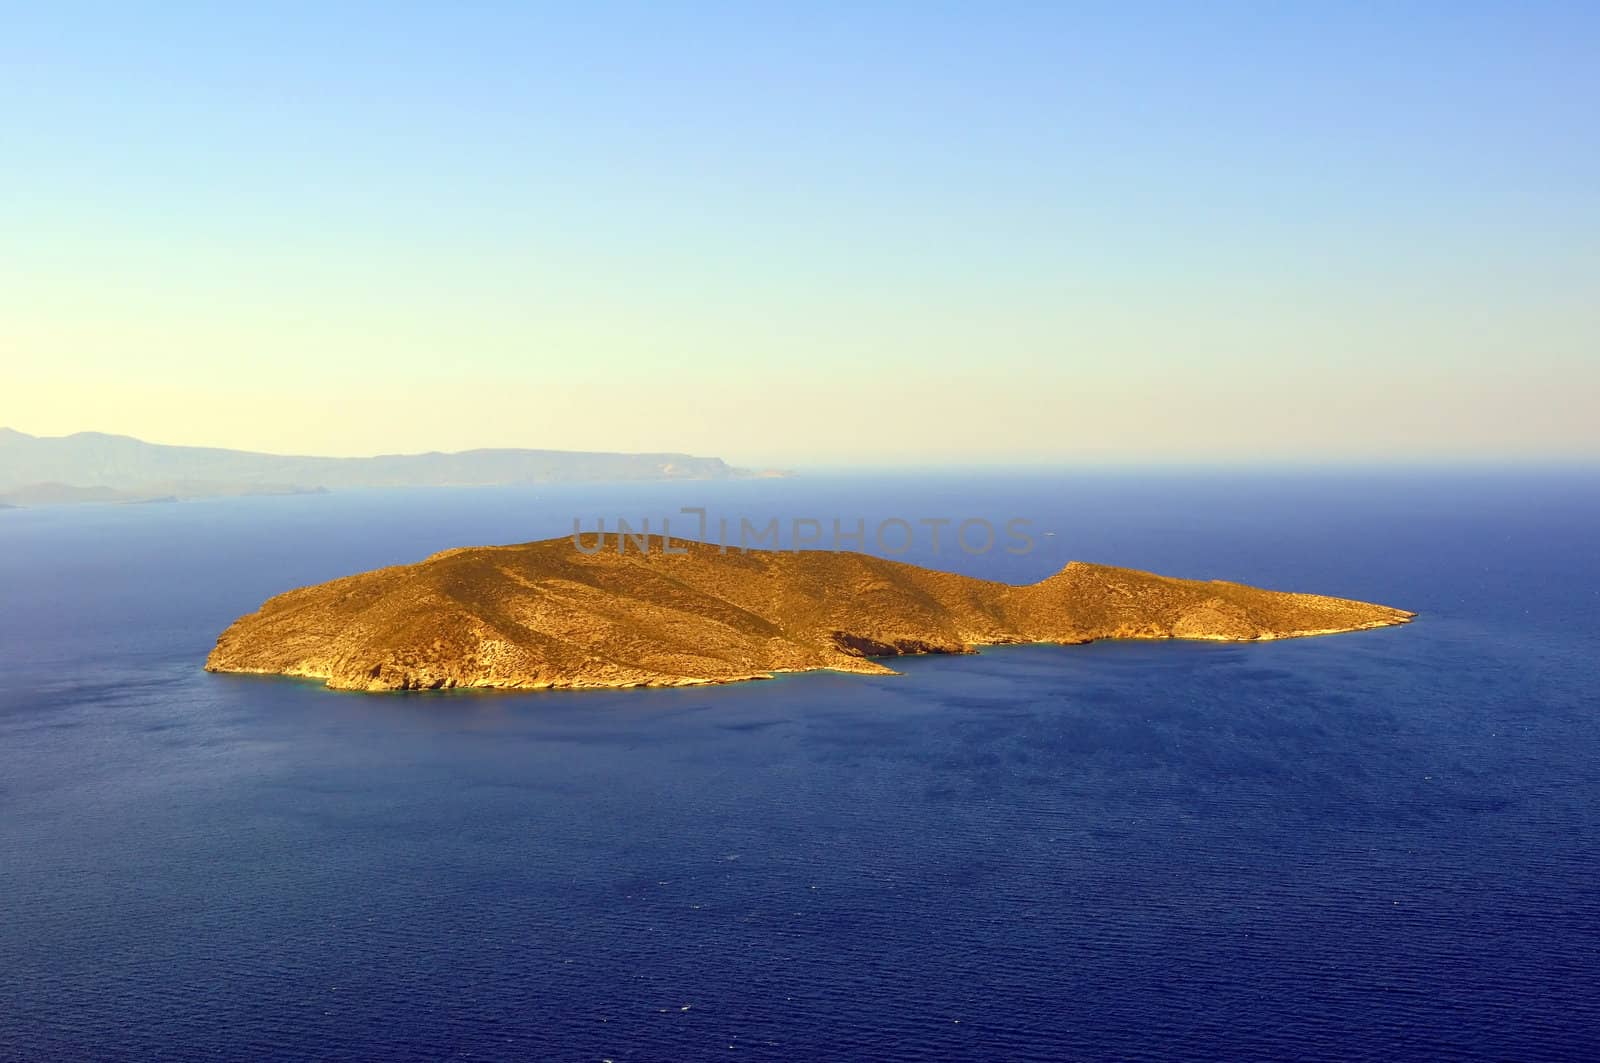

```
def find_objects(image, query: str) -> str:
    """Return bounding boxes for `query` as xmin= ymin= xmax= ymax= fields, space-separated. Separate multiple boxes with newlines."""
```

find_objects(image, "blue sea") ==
xmin=3 ymin=471 xmax=1598 ymax=1061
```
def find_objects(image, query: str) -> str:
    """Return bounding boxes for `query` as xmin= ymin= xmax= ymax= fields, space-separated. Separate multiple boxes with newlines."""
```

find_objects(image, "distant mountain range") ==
xmin=0 ymin=429 xmax=786 ymax=507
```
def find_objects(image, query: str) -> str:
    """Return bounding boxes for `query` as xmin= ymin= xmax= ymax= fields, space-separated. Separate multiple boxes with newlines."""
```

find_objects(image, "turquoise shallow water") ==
xmin=2 ymin=472 xmax=1597 ymax=1060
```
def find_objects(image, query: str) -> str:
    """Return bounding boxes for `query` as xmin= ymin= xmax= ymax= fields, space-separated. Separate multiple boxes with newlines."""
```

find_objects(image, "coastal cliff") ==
xmin=205 ymin=537 xmax=1414 ymax=692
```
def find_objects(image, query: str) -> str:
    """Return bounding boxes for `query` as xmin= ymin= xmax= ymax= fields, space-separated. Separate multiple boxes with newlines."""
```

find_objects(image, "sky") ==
xmin=2 ymin=1 xmax=1596 ymax=467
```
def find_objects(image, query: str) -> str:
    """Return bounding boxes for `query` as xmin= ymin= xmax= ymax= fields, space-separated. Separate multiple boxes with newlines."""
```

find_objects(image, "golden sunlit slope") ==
xmin=206 ymin=537 xmax=1414 ymax=692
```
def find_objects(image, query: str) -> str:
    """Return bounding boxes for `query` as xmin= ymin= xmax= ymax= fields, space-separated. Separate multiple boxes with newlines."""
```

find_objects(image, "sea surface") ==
xmin=2 ymin=471 xmax=1598 ymax=1061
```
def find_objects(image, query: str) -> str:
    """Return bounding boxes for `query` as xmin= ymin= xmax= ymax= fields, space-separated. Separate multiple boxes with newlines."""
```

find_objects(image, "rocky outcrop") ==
xmin=205 ymin=537 xmax=1414 ymax=692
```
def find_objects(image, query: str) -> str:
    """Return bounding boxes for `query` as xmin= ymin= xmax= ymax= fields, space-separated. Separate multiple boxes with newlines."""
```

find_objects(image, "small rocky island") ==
xmin=206 ymin=536 xmax=1414 ymax=692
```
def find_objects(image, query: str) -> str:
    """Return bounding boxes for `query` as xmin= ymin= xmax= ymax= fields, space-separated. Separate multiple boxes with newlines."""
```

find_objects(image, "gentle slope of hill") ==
xmin=206 ymin=537 xmax=1415 ymax=692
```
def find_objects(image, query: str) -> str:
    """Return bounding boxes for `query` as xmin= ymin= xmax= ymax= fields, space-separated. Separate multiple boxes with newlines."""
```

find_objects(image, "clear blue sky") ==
xmin=3 ymin=2 xmax=1596 ymax=464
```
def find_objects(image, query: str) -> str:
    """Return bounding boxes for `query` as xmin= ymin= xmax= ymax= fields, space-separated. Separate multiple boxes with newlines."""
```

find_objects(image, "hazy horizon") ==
xmin=4 ymin=3 xmax=1597 ymax=466
xmin=7 ymin=424 xmax=1600 ymax=475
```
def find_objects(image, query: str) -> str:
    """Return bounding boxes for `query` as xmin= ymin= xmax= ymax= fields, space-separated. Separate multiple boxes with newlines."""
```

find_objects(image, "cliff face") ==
xmin=205 ymin=537 xmax=1415 ymax=692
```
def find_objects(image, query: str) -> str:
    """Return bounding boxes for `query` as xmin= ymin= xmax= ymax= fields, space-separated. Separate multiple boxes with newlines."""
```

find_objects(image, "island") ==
xmin=205 ymin=535 xmax=1414 ymax=692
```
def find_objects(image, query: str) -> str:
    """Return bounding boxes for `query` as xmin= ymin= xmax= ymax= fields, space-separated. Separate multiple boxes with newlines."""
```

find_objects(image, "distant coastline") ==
xmin=0 ymin=428 xmax=789 ymax=507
